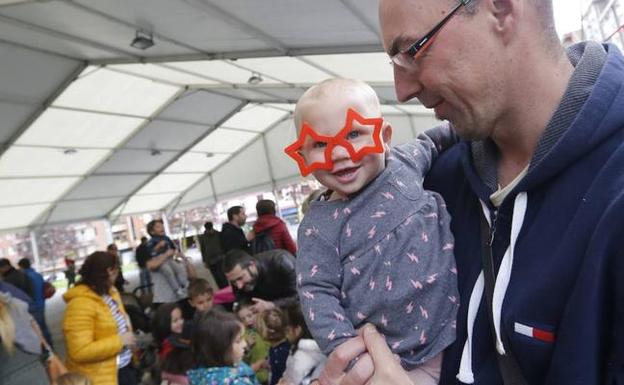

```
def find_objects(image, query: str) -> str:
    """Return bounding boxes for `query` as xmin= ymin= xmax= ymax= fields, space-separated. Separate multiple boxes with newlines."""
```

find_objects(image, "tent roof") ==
xmin=0 ymin=0 xmax=439 ymax=233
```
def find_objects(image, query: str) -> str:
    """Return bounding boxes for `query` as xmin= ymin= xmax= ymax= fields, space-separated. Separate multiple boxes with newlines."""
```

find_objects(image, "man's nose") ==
xmin=394 ymin=65 xmax=423 ymax=103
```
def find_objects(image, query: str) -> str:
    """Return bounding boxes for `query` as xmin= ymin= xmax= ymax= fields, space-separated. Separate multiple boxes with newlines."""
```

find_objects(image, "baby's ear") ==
xmin=382 ymin=121 xmax=393 ymax=145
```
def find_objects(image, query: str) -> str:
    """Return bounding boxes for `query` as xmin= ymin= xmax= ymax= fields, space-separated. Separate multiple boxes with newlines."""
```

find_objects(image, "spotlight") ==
xmin=247 ymin=72 xmax=263 ymax=85
xmin=205 ymin=152 xmax=214 ymax=158
xmin=130 ymin=30 xmax=155 ymax=50
xmin=150 ymin=149 xmax=162 ymax=156
xmin=63 ymin=148 xmax=78 ymax=155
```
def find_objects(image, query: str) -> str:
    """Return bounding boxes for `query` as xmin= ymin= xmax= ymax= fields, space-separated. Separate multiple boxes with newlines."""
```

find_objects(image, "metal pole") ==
xmin=29 ymin=230 xmax=41 ymax=271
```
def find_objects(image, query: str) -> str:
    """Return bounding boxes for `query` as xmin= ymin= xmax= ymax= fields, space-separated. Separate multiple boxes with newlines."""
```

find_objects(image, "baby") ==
xmin=288 ymin=78 xmax=459 ymax=382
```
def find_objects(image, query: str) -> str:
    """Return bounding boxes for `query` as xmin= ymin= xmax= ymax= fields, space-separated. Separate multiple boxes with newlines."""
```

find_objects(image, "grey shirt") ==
xmin=297 ymin=129 xmax=459 ymax=369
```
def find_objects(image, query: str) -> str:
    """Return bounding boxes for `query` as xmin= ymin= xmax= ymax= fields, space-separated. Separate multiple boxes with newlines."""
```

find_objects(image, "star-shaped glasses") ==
xmin=285 ymin=108 xmax=385 ymax=177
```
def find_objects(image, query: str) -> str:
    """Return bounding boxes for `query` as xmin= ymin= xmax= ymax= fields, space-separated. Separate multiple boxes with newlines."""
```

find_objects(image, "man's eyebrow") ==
xmin=388 ymin=34 xmax=417 ymax=57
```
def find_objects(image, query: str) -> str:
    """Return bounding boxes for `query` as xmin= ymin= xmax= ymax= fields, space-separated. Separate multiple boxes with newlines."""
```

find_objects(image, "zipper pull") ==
xmin=487 ymin=209 xmax=498 ymax=246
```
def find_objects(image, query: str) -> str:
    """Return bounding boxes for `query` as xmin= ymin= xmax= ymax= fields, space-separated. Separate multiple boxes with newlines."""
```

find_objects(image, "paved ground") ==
xmin=45 ymin=248 xmax=215 ymax=360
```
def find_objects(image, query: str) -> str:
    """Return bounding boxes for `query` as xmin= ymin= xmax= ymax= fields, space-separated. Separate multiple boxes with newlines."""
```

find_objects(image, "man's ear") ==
xmin=487 ymin=0 xmax=523 ymax=44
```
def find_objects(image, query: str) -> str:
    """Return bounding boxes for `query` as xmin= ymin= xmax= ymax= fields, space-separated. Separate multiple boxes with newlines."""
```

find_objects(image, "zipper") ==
xmin=487 ymin=209 xmax=498 ymax=247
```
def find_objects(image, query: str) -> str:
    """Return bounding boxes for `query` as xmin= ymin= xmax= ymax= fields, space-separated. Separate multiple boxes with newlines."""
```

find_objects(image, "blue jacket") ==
xmin=187 ymin=362 xmax=259 ymax=385
xmin=428 ymin=43 xmax=624 ymax=384
xmin=22 ymin=268 xmax=45 ymax=310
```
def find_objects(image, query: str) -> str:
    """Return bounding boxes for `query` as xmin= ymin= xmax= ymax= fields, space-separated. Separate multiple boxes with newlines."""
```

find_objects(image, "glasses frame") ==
xmin=391 ymin=0 xmax=471 ymax=69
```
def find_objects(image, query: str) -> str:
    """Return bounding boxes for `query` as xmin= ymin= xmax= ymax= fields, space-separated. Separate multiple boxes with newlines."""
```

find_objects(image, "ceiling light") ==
xmin=247 ymin=72 xmax=263 ymax=85
xmin=150 ymin=149 xmax=162 ymax=156
xmin=205 ymin=152 xmax=214 ymax=158
xmin=63 ymin=148 xmax=78 ymax=155
xmin=130 ymin=30 xmax=155 ymax=50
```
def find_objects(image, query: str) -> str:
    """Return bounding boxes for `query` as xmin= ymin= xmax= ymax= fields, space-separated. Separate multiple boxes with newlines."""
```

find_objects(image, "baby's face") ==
xmin=298 ymin=91 xmax=389 ymax=199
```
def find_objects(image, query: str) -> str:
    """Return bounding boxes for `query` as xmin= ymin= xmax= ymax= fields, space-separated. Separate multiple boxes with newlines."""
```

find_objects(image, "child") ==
xmin=235 ymin=298 xmax=270 ymax=384
xmin=256 ymin=308 xmax=290 ymax=385
xmin=288 ymin=78 xmax=458 ymax=383
xmin=186 ymin=278 xmax=214 ymax=318
xmin=152 ymin=303 xmax=193 ymax=385
xmin=146 ymin=219 xmax=188 ymax=298
xmin=278 ymin=305 xmax=325 ymax=385
xmin=187 ymin=310 xmax=258 ymax=385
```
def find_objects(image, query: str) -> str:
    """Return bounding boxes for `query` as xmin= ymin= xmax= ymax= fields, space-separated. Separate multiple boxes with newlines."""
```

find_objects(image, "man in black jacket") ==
xmin=223 ymin=249 xmax=297 ymax=313
xmin=220 ymin=206 xmax=250 ymax=253
xmin=0 ymin=258 xmax=33 ymax=299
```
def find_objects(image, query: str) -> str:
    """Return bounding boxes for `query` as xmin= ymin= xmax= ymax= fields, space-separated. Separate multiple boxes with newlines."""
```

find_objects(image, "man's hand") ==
xmin=319 ymin=324 xmax=412 ymax=385
xmin=250 ymin=297 xmax=275 ymax=313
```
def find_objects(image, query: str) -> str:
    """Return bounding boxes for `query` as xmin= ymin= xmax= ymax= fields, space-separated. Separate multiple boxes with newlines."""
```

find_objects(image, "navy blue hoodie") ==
xmin=427 ymin=43 xmax=624 ymax=384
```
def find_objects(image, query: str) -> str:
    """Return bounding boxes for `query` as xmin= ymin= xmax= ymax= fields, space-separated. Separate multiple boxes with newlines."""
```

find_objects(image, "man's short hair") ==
xmin=146 ymin=219 xmax=163 ymax=236
xmin=17 ymin=258 xmax=31 ymax=269
xmin=204 ymin=221 xmax=213 ymax=231
xmin=0 ymin=258 xmax=11 ymax=268
xmin=188 ymin=278 xmax=214 ymax=299
xmin=222 ymin=249 xmax=254 ymax=274
xmin=256 ymin=199 xmax=276 ymax=216
xmin=227 ymin=206 xmax=244 ymax=221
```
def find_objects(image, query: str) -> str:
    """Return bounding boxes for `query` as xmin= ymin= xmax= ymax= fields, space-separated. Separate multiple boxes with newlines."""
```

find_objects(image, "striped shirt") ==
xmin=102 ymin=294 xmax=132 ymax=368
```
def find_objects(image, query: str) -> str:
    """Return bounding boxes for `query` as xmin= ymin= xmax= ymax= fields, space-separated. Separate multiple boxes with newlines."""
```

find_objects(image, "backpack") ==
xmin=250 ymin=231 xmax=275 ymax=255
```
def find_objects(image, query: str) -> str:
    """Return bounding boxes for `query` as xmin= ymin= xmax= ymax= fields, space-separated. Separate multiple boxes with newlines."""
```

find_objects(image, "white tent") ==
xmin=0 ymin=0 xmax=439 ymax=233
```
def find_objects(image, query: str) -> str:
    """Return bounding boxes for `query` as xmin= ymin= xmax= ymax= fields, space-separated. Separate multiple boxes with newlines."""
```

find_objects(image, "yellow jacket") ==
xmin=63 ymin=284 xmax=131 ymax=385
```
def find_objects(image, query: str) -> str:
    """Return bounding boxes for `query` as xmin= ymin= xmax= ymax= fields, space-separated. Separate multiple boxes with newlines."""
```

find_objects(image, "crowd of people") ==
xmin=3 ymin=0 xmax=624 ymax=383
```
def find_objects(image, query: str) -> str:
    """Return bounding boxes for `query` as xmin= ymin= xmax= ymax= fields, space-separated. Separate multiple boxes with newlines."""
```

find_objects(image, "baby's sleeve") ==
xmin=296 ymin=226 xmax=356 ymax=355
xmin=394 ymin=122 xmax=458 ymax=175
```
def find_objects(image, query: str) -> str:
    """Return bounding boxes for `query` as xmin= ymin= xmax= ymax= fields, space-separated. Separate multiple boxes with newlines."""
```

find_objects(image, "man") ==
xmin=145 ymin=219 xmax=196 ymax=307
xmin=250 ymin=199 xmax=297 ymax=255
xmin=135 ymin=236 xmax=152 ymax=295
xmin=0 ymin=258 xmax=33 ymax=299
xmin=198 ymin=221 xmax=228 ymax=288
xmin=17 ymin=258 xmax=52 ymax=346
xmin=223 ymin=249 xmax=297 ymax=313
xmin=220 ymin=206 xmax=250 ymax=253
xmin=107 ymin=243 xmax=128 ymax=293
xmin=321 ymin=0 xmax=624 ymax=384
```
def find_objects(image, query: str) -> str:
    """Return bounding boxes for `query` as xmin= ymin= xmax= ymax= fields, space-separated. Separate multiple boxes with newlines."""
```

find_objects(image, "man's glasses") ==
xmin=390 ymin=0 xmax=471 ymax=71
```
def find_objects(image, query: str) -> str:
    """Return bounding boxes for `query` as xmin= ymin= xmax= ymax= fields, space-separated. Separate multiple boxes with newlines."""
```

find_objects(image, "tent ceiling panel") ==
xmin=0 ymin=177 xmax=79 ymax=206
xmin=168 ymin=61 xmax=280 ymax=85
xmin=265 ymin=103 xmax=296 ymax=112
xmin=380 ymin=105 xmax=402 ymax=115
xmin=341 ymin=0 xmax=380 ymax=34
xmin=176 ymin=176 xmax=215 ymax=209
xmin=117 ymin=193 xmax=179 ymax=216
xmin=53 ymin=67 xmax=180 ymax=116
xmin=211 ymin=139 xmax=270 ymax=197
xmin=45 ymin=197 xmax=122 ymax=224
xmin=221 ymin=105 xmax=288 ymax=132
xmin=95 ymin=149 xmax=178 ymax=174
xmin=124 ymin=120 xmax=211 ymax=151
xmin=192 ymin=128 xmax=257 ymax=154
xmin=136 ymin=173 xmax=205 ymax=195
xmin=108 ymin=63 xmax=220 ymax=86
xmin=200 ymin=88 xmax=277 ymax=103
xmin=0 ymin=21 xmax=119 ymax=60
xmin=0 ymin=147 xmax=109 ymax=177
xmin=264 ymin=118 xmax=300 ymax=181
xmin=372 ymin=85 xmax=400 ymax=103
xmin=0 ymin=203 xmax=50 ymax=231
xmin=0 ymin=101 xmax=36 ymax=144
xmin=245 ymin=87 xmax=306 ymax=103
xmin=234 ymin=57 xmax=332 ymax=84
xmin=396 ymin=105 xmax=432 ymax=115
xmin=411 ymin=115 xmax=442 ymax=135
xmin=217 ymin=0 xmax=380 ymax=48
xmin=63 ymin=174 xmax=152 ymax=200
xmin=72 ymin=0 xmax=275 ymax=54
xmin=157 ymin=91 xmax=243 ymax=125
xmin=303 ymin=53 xmax=392 ymax=83
xmin=17 ymin=108 xmax=144 ymax=148
xmin=165 ymin=153 xmax=229 ymax=174
xmin=2 ymin=1 xmax=192 ymax=58
xmin=0 ymin=41 xmax=80 ymax=104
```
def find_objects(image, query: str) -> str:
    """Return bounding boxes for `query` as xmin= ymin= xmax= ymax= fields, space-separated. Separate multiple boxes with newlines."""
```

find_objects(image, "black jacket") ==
xmin=220 ymin=223 xmax=250 ymax=253
xmin=2 ymin=267 xmax=33 ymax=299
xmin=233 ymin=249 xmax=298 ymax=308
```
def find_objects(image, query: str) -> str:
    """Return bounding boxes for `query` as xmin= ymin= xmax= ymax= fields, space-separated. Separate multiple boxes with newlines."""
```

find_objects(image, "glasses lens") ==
xmin=391 ymin=52 xmax=418 ymax=71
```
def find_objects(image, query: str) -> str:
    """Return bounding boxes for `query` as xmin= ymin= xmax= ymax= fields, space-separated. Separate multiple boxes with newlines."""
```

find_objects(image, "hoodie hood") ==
xmin=187 ymin=363 xmax=257 ymax=384
xmin=253 ymin=214 xmax=283 ymax=233
xmin=463 ymin=42 xmax=624 ymax=202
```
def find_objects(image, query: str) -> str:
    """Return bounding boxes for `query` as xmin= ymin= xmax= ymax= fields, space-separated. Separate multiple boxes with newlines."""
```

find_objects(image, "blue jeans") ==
xmin=32 ymin=307 xmax=52 ymax=348
xmin=139 ymin=268 xmax=152 ymax=295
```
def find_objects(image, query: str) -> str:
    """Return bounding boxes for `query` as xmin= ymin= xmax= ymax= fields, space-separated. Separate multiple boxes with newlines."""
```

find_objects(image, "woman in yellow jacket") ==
xmin=63 ymin=251 xmax=137 ymax=385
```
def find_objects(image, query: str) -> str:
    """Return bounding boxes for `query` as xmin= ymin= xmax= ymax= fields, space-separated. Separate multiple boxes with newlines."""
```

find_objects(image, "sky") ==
xmin=553 ymin=0 xmax=585 ymax=36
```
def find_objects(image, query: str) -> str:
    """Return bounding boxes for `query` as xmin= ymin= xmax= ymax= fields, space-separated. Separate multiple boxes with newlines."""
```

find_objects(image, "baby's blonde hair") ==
xmin=54 ymin=372 xmax=92 ymax=385
xmin=0 ymin=297 xmax=15 ymax=354
xmin=294 ymin=78 xmax=382 ymax=132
